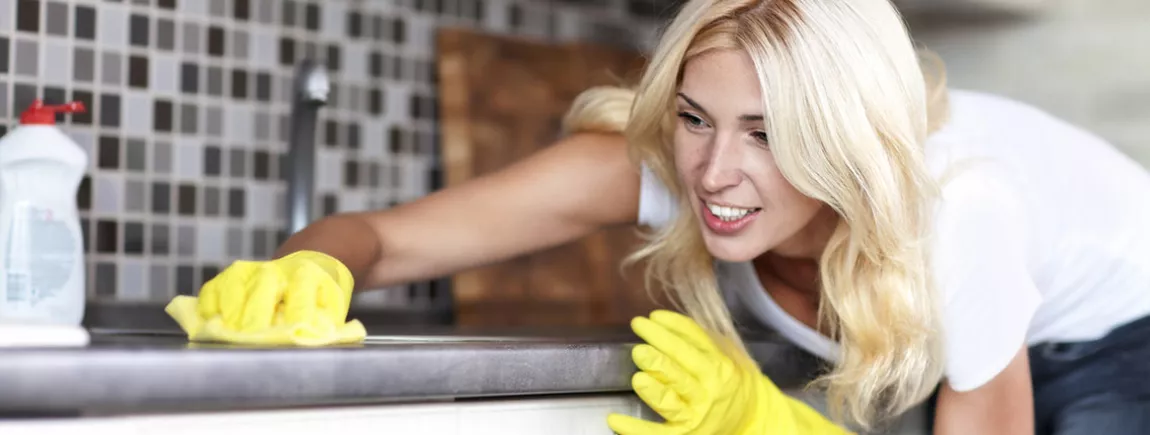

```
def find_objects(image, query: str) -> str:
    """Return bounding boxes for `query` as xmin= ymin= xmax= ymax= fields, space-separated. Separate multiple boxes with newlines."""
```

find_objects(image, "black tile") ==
xmin=158 ymin=0 xmax=176 ymax=9
xmin=234 ymin=0 xmax=250 ymax=21
xmin=231 ymin=69 xmax=248 ymax=100
xmin=151 ymin=224 xmax=169 ymax=255
xmin=42 ymin=86 xmax=68 ymax=123
xmin=325 ymin=44 xmax=340 ymax=72
xmin=369 ymin=51 xmax=383 ymax=78
xmin=255 ymin=72 xmax=271 ymax=102
xmin=347 ymin=123 xmax=361 ymax=149
xmin=153 ymin=100 xmax=173 ymax=132
xmin=96 ymin=220 xmax=118 ymax=253
xmin=324 ymin=119 xmax=338 ymax=147
xmin=409 ymin=94 xmax=421 ymax=119
xmin=0 ymin=126 xmax=6 ymax=137
xmin=0 ymin=37 xmax=8 ymax=74
xmin=279 ymin=37 xmax=295 ymax=66
xmin=17 ymin=0 xmax=40 ymax=33
xmin=474 ymin=0 xmax=485 ymax=21
xmin=99 ymin=93 xmax=120 ymax=127
xmin=207 ymin=26 xmax=225 ymax=57
xmin=282 ymin=0 xmax=296 ymax=26
xmin=75 ymin=5 xmax=96 ymax=40
xmin=180 ymin=63 xmax=198 ymax=94
xmin=429 ymin=166 xmax=444 ymax=190
xmin=392 ymin=17 xmax=406 ymax=45
xmin=343 ymin=160 xmax=359 ymax=187
xmin=228 ymin=188 xmax=245 ymax=218
xmin=347 ymin=10 xmax=362 ymax=38
xmin=322 ymin=194 xmax=337 ymax=217
xmin=77 ymin=175 xmax=92 ymax=210
xmin=253 ymin=151 xmax=270 ymax=180
xmin=70 ymin=89 xmax=94 ymax=125
xmin=369 ymin=88 xmax=383 ymax=115
xmin=176 ymin=265 xmax=194 ymax=295
xmin=304 ymin=3 xmax=320 ymax=31
xmin=203 ymin=145 xmax=222 ymax=176
xmin=124 ymin=222 xmax=144 ymax=254
xmin=201 ymin=265 xmax=221 ymax=285
xmin=152 ymin=182 xmax=171 ymax=214
xmin=389 ymin=126 xmax=401 ymax=154
xmin=177 ymin=184 xmax=196 ymax=215
xmin=80 ymin=218 xmax=90 ymax=253
xmin=98 ymin=136 xmax=120 ymax=169
xmin=130 ymin=14 xmax=149 ymax=47
xmin=128 ymin=56 xmax=149 ymax=88
xmin=12 ymin=83 xmax=36 ymax=117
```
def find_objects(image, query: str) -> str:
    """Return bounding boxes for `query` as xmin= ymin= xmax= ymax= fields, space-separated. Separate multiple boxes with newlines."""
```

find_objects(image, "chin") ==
xmin=700 ymin=234 xmax=767 ymax=263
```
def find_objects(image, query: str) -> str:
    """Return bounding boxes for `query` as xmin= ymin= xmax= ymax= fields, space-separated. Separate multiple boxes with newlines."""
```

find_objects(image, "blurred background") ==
xmin=0 ymin=0 xmax=1146 ymax=330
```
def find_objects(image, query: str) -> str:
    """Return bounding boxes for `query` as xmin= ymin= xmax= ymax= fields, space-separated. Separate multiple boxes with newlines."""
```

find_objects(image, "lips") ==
xmin=700 ymin=200 xmax=761 ymax=235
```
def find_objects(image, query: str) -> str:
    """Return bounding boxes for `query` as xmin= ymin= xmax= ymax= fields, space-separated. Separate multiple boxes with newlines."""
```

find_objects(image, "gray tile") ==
xmin=119 ymin=260 xmax=147 ymax=301
xmin=125 ymin=179 xmax=146 ymax=211
xmin=126 ymin=139 xmax=146 ymax=171
xmin=14 ymin=40 xmax=38 ymax=76
xmin=151 ymin=223 xmax=170 ymax=255
xmin=177 ymin=225 xmax=195 ymax=256
xmin=149 ymin=265 xmax=171 ymax=300
xmin=204 ymin=186 xmax=221 ymax=216
xmin=0 ymin=85 xmax=7 ymax=119
xmin=254 ymin=112 xmax=270 ymax=140
xmin=42 ymin=40 xmax=71 ymax=86
xmin=205 ymin=106 xmax=223 ymax=136
xmin=123 ymin=93 xmax=152 ymax=136
xmin=210 ymin=0 xmax=227 ymax=16
xmin=251 ymin=229 xmax=268 ymax=258
xmin=98 ymin=3 xmax=129 ymax=47
xmin=206 ymin=66 xmax=223 ymax=96
xmin=46 ymin=1 xmax=69 ymax=36
xmin=153 ymin=140 xmax=172 ymax=173
xmin=101 ymin=51 xmax=123 ymax=86
xmin=256 ymin=0 xmax=274 ymax=24
xmin=157 ymin=18 xmax=175 ymax=50
xmin=226 ymin=226 xmax=243 ymax=257
xmin=73 ymin=48 xmax=95 ymax=82
xmin=95 ymin=262 xmax=117 ymax=298
xmin=232 ymin=30 xmax=249 ymax=60
xmin=229 ymin=149 xmax=246 ymax=177
xmin=93 ymin=175 xmax=122 ymax=214
xmin=182 ymin=22 xmax=201 ymax=54
xmin=180 ymin=103 xmax=198 ymax=134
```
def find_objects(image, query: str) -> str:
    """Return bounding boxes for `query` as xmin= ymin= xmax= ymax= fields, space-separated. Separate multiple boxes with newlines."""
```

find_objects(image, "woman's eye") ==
xmin=677 ymin=112 xmax=707 ymax=128
xmin=751 ymin=131 xmax=770 ymax=145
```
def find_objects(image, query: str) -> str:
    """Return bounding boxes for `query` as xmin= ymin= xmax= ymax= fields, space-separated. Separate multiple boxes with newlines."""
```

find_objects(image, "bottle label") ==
xmin=4 ymin=202 xmax=77 ymax=308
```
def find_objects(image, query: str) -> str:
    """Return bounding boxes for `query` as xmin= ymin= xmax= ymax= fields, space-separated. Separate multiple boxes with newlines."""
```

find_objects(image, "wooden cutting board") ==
xmin=436 ymin=27 xmax=667 ymax=327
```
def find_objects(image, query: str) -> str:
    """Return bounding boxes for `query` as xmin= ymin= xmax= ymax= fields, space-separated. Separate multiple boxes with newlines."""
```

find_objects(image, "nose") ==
xmin=700 ymin=135 xmax=742 ymax=193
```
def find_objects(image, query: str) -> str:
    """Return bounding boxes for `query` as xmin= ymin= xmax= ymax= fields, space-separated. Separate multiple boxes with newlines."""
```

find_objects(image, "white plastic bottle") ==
xmin=0 ymin=99 xmax=88 ymax=327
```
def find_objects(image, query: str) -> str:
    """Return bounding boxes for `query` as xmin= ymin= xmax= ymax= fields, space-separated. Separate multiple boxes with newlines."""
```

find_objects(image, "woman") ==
xmin=189 ymin=0 xmax=1150 ymax=433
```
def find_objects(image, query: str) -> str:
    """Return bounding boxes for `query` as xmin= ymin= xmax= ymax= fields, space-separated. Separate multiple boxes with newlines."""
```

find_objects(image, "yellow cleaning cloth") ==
xmin=165 ymin=251 xmax=367 ymax=347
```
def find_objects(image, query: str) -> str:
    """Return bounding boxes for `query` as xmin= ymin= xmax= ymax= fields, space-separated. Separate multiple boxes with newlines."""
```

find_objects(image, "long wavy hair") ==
xmin=562 ymin=0 xmax=952 ymax=430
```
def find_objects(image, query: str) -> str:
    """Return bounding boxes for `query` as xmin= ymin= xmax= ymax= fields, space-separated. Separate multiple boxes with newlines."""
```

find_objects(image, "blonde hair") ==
xmin=563 ymin=0 xmax=952 ymax=430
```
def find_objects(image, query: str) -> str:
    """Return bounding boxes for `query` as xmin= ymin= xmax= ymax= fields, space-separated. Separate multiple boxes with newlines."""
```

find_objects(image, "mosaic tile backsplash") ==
xmin=0 ymin=0 xmax=668 ymax=308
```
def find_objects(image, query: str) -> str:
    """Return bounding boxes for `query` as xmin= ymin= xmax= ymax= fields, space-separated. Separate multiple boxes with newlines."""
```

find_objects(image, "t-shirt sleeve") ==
xmin=637 ymin=162 xmax=680 ymax=229
xmin=932 ymin=166 xmax=1042 ymax=392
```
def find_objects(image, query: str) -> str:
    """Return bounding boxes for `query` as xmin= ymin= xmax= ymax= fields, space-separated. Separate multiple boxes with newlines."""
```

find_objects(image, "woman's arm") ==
xmin=274 ymin=132 xmax=641 ymax=290
xmin=933 ymin=345 xmax=1035 ymax=434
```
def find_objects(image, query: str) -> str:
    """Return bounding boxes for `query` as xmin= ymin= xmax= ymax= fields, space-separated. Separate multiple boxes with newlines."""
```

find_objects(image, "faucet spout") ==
xmin=284 ymin=60 xmax=330 ymax=238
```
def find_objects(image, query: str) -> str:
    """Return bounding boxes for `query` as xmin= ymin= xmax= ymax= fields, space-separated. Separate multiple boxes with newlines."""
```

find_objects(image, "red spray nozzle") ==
xmin=19 ymin=99 xmax=88 ymax=125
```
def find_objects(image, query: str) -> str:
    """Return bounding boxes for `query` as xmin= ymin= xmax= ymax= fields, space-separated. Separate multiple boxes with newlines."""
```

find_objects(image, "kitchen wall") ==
xmin=0 ymin=0 xmax=668 ymax=309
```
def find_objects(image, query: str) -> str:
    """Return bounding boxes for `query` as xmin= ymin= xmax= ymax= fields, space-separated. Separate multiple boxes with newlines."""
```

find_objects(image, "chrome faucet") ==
xmin=285 ymin=59 xmax=330 ymax=236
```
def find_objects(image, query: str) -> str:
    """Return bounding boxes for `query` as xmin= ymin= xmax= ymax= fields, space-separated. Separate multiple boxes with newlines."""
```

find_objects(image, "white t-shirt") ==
xmin=636 ymin=89 xmax=1150 ymax=392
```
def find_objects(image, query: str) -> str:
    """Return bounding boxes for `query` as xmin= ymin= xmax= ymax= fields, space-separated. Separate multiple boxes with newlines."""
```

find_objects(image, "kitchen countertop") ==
xmin=0 ymin=325 xmax=824 ymax=416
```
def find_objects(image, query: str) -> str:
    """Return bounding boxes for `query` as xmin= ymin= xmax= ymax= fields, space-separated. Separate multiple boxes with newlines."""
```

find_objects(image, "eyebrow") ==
xmin=677 ymin=92 xmax=764 ymax=122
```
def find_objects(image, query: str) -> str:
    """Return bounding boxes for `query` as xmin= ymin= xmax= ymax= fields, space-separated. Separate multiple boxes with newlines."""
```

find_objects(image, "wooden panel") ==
xmin=436 ymin=27 xmax=667 ymax=327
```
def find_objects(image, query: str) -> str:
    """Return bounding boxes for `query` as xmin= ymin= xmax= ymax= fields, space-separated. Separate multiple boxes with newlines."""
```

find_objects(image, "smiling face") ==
xmin=674 ymin=48 xmax=833 ymax=262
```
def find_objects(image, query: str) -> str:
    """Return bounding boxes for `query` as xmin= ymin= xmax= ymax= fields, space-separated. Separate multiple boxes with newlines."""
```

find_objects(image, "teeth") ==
xmin=707 ymin=203 xmax=756 ymax=222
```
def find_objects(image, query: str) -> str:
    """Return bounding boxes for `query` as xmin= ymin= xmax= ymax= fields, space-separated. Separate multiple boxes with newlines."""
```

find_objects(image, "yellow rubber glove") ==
xmin=164 ymin=250 xmax=366 ymax=346
xmin=607 ymin=310 xmax=855 ymax=435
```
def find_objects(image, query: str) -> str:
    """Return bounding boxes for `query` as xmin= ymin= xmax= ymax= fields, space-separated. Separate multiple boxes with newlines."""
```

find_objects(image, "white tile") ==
xmin=251 ymin=30 xmax=277 ymax=69
xmin=339 ymin=191 xmax=368 ymax=213
xmin=0 ymin=0 xmax=12 ymax=32
xmin=316 ymin=149 xmax=342 ymax=191
xmin=224 ymin=106 xmax=253 ymax=142
xmin=483 ymin=0 xmax=512 ymax=33
xmin=122 ymin=92 xmax=153 ymax=136
xmin=246 ymin=184 xmax=276 ymax=225
xmin=66 ymin=129 xmax=96 ymax=165
xmin=93 ymin=174 xmax=123 ymax=214
xmin=179 ymin=0 xmax=208 ymax=16
xmin=151 ymin=54 xmax=180 ymax=95
xmin=361 ymin=121 xmax=386 ymax=157
xmin=98 ymin=4 xmax=129 ymax=48
xmin=197 ymin=221 xmax=225 ymax=262
xmin=553 ymin=8 xmax=585 ymax=42
xmin=118 ymin=259 xmax=148 ymax=302
xmin=344 ymin=42 xmax=368 ymax=82
xmin=41 ymin=40 xmax=72 ymax=86
xmin=322 ymin=0 xmax=348 ymax=40
xmin=174 ymin=138 xmax=203 ymax=181
xmin=408 ymin=15 xmax=436 ymax=55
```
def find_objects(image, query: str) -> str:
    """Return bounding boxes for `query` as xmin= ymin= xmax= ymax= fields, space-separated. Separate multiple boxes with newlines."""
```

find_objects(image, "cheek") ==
xmin=673 ymin=132 xmax=705 ymax=182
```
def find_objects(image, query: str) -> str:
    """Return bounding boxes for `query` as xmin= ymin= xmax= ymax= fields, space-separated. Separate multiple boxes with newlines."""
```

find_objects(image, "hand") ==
xmin=166 ymin=250 xmax=365 ymax=346
xmin=607 ymin=310 xmax=853 ymax=435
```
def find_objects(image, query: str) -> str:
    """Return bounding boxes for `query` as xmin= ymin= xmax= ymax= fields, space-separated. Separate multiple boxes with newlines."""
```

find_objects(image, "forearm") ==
xmin=273 ymin=213 xmax=383 ymax=290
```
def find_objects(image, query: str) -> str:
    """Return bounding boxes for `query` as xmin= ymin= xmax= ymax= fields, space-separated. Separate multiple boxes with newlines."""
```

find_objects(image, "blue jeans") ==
xmin=1029 ymin=313 xmax=1150 ymax=435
